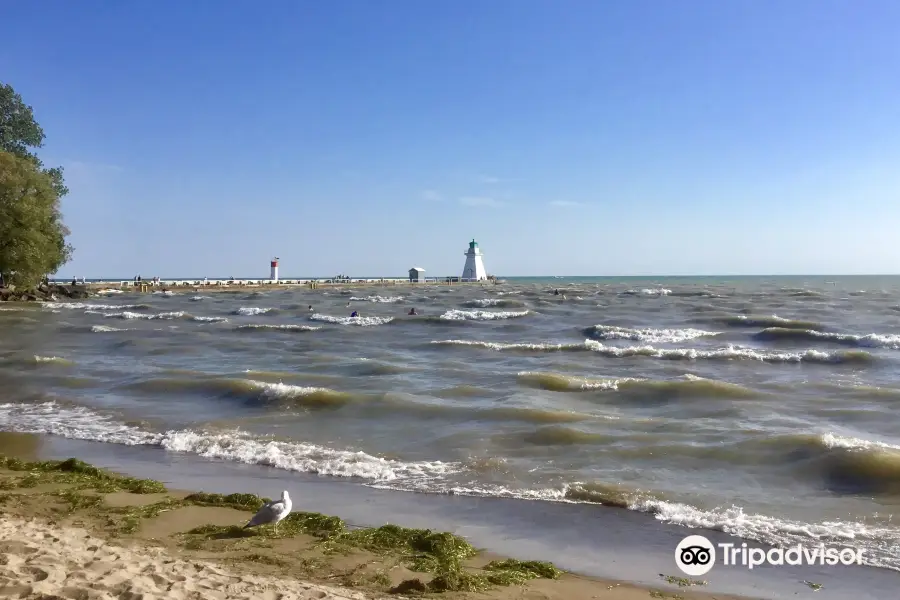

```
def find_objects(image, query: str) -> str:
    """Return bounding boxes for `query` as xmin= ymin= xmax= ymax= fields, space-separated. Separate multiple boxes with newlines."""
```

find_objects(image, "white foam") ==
xmin=309 ymin=313 xmax=393 ymax=327
xmin=152 ymin=290 xmax=177 ymax=296
xmin=431 ymin=339 xmax=580 ymax=351
xmin=439 ymin=309 xmax=531 ymax=321
xmin=583 ymin=340 xmax=866 ymax=363
xmin=589 ymin=324 xmax=720 ymax=344
xmin=33 ymin=355 xmax=70 ymax=364
xmin=349 ymin=296 xmax=404 ymax=303
xmin=625 ymin=288 xmax=672 ymax=296
xmin=790 ymin=329 xmax=900 ymax=349
xmin=820 ymin=432 xmax=900 ymax=452
xmin=94 ymin=289 xmax=123 ymax=295
xmin=90 ymin=325 xmax=129 ymax=333
xmin=464 ymin=299 xmax=505 ymax=307
xmin=42 ymin=302 xmax=146 ymax=311
xmin=236 ymin=324 xmax=321 ymax=332
xmin=190 ymin=296 xmax=211 ymax=301
xmin=192 ymin=316 xmax=228 ymax=323
xmin=234 ymin=307 xmax=274 ymax=316
xmin=432 ymin=338 xmax=867 ymax=363
xmin=86 ymin=310 xmax=185 ymax=320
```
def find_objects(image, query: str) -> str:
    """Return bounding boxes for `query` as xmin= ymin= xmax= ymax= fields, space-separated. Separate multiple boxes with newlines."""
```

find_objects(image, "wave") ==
xmin=349 ymin=295 xmax=404 ymax=303
xmin=585 ymin=324 xmax=720 ymax=344
xmin=622 ymin=288 xmax=671 ymax=296
xmin=309 ymin=313 xmax=394 ymax=327
xmin=755 ymin=327 xmax=900 ymax=349
xmin=235 ymin=324 xmax=321 ymax=333
xmin=120 ymin=377 xmax=353 ymax=408
xmin=90 ymin=325 xmax=130 ymax=333
xmin=85 ymin=310 xmax=186 ymax=320
xmin=516 ymin=371 xmax=631 ymax=392
xmin=233 ymin=307 xmax=276 ymax=316
xmin=42 ymin=302 xmax=151 ymax=311
xmin=152 ymin=290 xmax=177 ymax=296
xmin=743 ymin=432 xmax=900 ymax=496
xmin=462 ymin=298 xmax=526 ymax=308
xmin=431 ymin=339 xmax=586 ymax=352
xmin=517 ymin=371 xmax=758 ymax=398
xmin=719 ymin=315 xmax=825 ymax=331
xmin=0 ymin=401 xmax=457 ymax=482
xmin=582 ymin=340 xmax=872 ymax=363
xmin=432 ymin=339 xmax=872 ymax=363
xmin=519 ymin=425 xmax=611 ymax=446
xmin=439 ymin=309 xmax=531 ymax=321
xmin=33 ymin=356 xmax=73 ymax=365
xmin=192 ymin=316 xmax=228 ymax=323
xmin=190 ymin=295 xmax=211 ymax=301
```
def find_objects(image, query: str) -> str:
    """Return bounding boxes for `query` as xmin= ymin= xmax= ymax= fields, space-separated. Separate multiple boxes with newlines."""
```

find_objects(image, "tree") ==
xmin=0 ymin=83 xmax=72 ymax=286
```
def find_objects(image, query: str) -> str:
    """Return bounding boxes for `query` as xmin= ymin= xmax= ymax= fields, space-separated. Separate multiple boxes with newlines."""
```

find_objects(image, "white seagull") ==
xmin=244 ymin=490 xmax=292 ymax=534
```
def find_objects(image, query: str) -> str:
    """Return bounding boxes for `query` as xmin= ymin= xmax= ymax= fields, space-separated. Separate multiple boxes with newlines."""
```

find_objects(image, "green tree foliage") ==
xmin=0 ymin=83 xmax=72 ymax=286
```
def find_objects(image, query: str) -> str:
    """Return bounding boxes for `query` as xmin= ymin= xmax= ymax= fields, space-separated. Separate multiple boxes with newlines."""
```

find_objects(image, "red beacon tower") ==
xmin=270 ymin=257 xmax=280 ymax=282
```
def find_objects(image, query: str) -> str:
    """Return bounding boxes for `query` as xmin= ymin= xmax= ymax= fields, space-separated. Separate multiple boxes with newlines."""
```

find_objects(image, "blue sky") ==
xmin=2 ymin=1 xmax=899 ymax=277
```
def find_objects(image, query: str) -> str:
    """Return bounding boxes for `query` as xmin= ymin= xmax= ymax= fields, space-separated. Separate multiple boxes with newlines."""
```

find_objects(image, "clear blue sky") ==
xmin=2 ymin=0 xmax=899 ymax=277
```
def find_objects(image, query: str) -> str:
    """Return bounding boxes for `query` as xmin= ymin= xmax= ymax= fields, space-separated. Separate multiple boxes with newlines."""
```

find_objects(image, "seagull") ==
xmin=243 ymin=490 xmax=292 ymax=535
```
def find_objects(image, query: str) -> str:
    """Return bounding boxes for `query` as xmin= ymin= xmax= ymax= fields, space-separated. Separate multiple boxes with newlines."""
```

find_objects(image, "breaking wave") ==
xmin=585 ymin=324 xmax=720 ymax=344
xmin=755 ymin=327 xmax=900 ymax=349
xmin=233 ymin=307 xmax=276 ymax=316
xmin=517 ymin=372 xmax=758 ymax=398
xmin=433 ymin=339 xmax=872 ymax=363
xmin=120 ymin=377 xmax=354 ymax=408
xmin=0 ymin=401 xmax=456 ymax=482
xmin=235 ymin=324 xmax=322 ymax=333
xmin=85 ymin=310 xmax=186 ymax=320
xmin=439 ymin=309 xmax=531 ymax=321
xmin=462 ymin=298 xmax=526 ymax=308
xmin=309 ymin=313 xmax=394 ymax=327
xmin=349 ymin=295 xmax=404 ymax=303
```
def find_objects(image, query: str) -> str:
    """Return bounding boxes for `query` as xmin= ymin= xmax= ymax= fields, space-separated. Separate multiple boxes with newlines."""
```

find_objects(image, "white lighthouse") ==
xmin=270 ymin=257 xmax=280 ymax=282
xmin=461 ymin=239 xmax=488 ymax=281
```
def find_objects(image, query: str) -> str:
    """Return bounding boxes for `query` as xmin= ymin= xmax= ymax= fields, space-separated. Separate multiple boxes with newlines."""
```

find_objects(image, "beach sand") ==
xmin=0 ymin=454 xmax=744 ymax=600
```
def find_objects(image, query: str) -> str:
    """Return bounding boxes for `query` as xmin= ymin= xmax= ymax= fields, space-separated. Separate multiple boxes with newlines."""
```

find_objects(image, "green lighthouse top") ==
xmin=469 ymin=239 xmax=478 ymax=250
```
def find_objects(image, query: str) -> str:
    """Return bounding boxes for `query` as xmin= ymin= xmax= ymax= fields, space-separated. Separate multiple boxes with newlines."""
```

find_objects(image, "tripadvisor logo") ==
xmin=675 ymin=535 xmax=865 ymax=576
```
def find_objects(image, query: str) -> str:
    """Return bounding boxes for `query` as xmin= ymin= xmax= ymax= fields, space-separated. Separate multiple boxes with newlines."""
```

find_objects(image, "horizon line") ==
xmin=52 ymin=273 xmax=900 ymax=280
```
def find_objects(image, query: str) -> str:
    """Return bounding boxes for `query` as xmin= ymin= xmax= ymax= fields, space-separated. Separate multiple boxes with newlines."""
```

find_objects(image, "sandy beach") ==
xmin=0 ymin=452 xmax=739 ymax=600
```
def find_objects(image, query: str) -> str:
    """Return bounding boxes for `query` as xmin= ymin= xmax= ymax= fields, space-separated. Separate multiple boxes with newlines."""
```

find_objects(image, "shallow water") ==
xmin=3 ymin=275 xmax=900 ymax=575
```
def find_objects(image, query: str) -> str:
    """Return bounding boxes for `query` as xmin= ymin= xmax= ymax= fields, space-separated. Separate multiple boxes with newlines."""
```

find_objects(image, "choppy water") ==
xmin=3 ymin=276 xmax=900 ymax=573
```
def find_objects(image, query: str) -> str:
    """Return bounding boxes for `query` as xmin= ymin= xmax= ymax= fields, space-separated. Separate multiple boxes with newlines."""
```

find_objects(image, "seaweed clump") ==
xmin=183 ymin=492 xmax=271 ymax=511
xmin=0 ymin=455 xmax=165 ymax=494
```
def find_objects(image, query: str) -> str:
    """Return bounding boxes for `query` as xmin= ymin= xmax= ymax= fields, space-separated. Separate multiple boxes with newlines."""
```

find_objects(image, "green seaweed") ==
xmin=484 ymin=559 xmax=561 ymax=584
xmin=183 ymin=492 xmax=270 ymax=511
xmin=56 ymin=489 xmax=104 ymax=511
xmin=659 ymin=573 xmax=707 ymax=587
xmin=0 ymin=455 xmax=165 ymax=494
xmin=802 ymin=580 xmax=823 ymax=591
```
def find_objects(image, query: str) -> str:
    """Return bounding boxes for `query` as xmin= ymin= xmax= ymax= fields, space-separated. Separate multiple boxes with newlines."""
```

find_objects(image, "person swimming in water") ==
xmin=308 ymin=305 xmax=313 ymax=311
xmin=350 ymin=310 xmax=359 ymax=318
xmin=408 ymin=308 xmax=417 ymax=315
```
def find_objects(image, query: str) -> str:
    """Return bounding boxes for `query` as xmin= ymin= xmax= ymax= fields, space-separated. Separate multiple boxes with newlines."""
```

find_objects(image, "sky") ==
xmin=2 ymin=0 xmax=899 ymax=277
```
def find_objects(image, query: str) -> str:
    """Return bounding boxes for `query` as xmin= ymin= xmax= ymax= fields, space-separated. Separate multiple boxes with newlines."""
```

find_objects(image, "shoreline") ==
xmin=0 ymin=439 xmax=743 ymax=600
